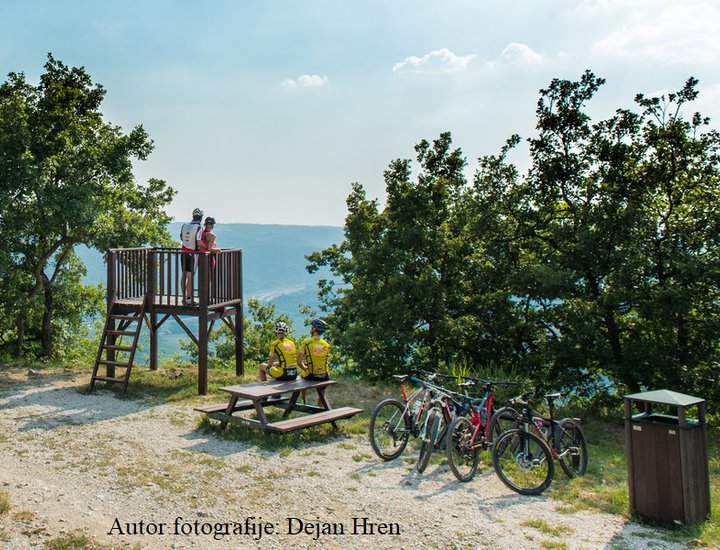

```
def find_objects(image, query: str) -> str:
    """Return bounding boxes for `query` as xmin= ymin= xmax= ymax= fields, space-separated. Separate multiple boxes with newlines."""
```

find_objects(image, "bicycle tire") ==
xmin=417 ymin=407 xmax=440 ymax=473
xmin=556 ymin=418 xmax=588 ymax=478
xmin=492 ymin=428 xmax=554 ymax=495
xmin=369 ymin=398 xmax=411 ymax=461
xmin=487 ymin=406 xmax=521 ymax=443
xmin=446 ymin=415 xmax=480 ymax=482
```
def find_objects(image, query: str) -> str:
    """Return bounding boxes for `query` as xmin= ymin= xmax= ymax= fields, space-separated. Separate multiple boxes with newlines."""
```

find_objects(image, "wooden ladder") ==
xmin=89 ymin=298 xmax=145 ymax=395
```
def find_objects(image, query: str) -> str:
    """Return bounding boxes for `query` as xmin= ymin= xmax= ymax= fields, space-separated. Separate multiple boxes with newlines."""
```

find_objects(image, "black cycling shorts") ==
xmin=304 ymin=373 xmax=329 ymax=381
xmin=182 ymin=253 xmax=195 ymax=272
xmin=272 ymin=367 xmax=297 ymax=381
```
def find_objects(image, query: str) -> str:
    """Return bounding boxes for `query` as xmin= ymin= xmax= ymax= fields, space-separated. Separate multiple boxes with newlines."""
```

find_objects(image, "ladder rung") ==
xmin=110 ymin=314 xmax=141 ymax=322
xmin=102 ymin=344 xmax=133 ymax=352
xmin=92 ymin=376 xmax=125 ymax=384
xmin=106 ymin=330 xmax=136 ymax=336
xmin=97 ymin=360 xmax=131 ymax=367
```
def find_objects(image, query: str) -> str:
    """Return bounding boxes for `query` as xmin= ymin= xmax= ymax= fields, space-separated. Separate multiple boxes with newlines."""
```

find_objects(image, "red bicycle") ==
xmin=445 ymin=379 xmax=520 ymax=482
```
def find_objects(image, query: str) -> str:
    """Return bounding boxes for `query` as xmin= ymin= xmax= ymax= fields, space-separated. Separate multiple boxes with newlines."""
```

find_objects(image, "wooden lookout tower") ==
xmin=89 ymin=247 xmax=243 ymax=395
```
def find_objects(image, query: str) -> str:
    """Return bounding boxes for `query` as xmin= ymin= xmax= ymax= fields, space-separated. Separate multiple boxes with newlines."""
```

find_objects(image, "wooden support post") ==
xmin=148 ymin=250 xmax=158 ymax=371
xmin=236 ymin=249 xmax=244 ymax=376
xmin=198 ymin=253 xmax=209 ymax=395
xmin=106 ymin=251 xmax=116 ymax=379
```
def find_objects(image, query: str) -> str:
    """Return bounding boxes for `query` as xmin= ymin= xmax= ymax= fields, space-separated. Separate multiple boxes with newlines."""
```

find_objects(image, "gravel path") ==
xmin=0 ymin=370 xmax=687 ymax=549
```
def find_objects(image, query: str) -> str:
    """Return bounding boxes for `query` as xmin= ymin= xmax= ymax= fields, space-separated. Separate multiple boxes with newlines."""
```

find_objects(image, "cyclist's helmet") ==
xmin=310 ymin=318 xmax=328 ymax=334
xmin=274 ymin=321 xmax=288 ymax=334
xmin=204 ymin=216 xmax=215 ymax=226
xmin=192 ymin=207 xmax=203 ymax=218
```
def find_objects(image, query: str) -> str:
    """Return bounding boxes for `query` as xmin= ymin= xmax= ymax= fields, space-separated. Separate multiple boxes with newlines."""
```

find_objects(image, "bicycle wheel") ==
xmin=488 ymin=406 xmax=521 ymax=443
xmin=556 ymin=419 xmax=588 ymax=478
xmin=417 ymin=407 xmax=440 ymax=473
xmin=369 ymin=399 xmax=411 ymax=461
xmin=492 ymin=428 xmax=554 ymax=495
xmin=446 ymin=415 xmax=479 ymax=482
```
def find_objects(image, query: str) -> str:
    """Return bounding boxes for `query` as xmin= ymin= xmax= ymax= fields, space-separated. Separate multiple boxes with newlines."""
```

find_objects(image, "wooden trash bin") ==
xmin=624 ymin=389 xmax=711 ymax=524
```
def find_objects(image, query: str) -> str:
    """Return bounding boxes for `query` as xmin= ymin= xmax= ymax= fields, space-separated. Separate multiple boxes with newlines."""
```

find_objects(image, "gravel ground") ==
xmin=0 ymin=369 xmax=690 ymax=549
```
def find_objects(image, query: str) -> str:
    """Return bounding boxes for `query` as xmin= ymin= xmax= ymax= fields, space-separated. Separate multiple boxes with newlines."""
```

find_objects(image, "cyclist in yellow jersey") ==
xmin=259 ymin=321 xmax=298 ymax=381
xmin=297 ymin=318 xmax=331 ymax=381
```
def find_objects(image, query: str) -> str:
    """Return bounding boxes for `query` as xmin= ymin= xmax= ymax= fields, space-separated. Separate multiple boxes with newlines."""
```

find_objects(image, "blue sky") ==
xmin=1 ymin=0 xmax=719 ymax=226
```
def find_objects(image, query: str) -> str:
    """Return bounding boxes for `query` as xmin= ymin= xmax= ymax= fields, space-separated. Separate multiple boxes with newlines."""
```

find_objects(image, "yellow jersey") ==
xmin=301 ymin=337 xmax=330 ymax=376
xmin=270 ymin=338 xmax=297 ymax=369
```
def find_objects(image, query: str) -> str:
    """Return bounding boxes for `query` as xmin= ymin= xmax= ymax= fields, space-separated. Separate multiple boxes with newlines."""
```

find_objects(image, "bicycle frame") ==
xmin=517 ymin=394 xmax=579 ymax=461
xmin=462 ymin=384 xmax=496 ymax=451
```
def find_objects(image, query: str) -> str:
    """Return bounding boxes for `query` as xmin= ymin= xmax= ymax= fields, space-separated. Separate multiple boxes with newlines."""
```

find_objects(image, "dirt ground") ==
xmin=0 ymin=369 xmax=689 ymax=549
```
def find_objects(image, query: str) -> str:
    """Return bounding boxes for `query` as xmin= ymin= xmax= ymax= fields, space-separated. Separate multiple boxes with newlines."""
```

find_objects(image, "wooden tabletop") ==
xmin=219 ymin=378 xmax=337 ymax=399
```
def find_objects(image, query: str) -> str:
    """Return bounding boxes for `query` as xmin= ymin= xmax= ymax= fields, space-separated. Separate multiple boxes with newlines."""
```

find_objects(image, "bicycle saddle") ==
xmin=392 ymin=375 xmax=409 ymax=382
xmin=544 ymin=392 xmax=562 ymax=400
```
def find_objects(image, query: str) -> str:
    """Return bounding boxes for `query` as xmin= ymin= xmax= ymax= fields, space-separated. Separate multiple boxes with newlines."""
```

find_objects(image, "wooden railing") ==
xmin=107 ymin=247 xmax=243 ymax=309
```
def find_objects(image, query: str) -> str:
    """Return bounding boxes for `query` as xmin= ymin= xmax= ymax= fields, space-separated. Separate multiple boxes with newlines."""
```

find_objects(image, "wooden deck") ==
xmin=95 ymin=247 xmax=244 ymax=395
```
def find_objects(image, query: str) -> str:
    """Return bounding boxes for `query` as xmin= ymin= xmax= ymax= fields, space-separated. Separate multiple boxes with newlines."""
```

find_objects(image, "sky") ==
xmin=1 ymin=0 xmax=719 ymax=226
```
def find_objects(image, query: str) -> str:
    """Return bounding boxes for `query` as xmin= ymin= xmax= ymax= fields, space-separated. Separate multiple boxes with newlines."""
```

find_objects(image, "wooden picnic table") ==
xmin=195 ymin=378 xmax=362 ymax=433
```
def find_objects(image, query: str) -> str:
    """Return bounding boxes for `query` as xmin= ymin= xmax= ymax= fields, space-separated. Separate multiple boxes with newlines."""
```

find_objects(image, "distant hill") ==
xmin=77 ymin=223 xmax=343 ymax=358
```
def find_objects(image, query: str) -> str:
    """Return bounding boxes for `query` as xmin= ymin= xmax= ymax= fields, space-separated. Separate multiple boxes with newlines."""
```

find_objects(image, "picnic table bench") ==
xmin=194 ymin=378 xmax=363 ymax=433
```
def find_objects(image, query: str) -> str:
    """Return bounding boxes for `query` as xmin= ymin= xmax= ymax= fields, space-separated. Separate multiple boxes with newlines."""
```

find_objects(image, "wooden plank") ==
xmin=265 ymin=407 xmax=363 ymax=433
xmin=194 ymin=400 xmax=255 ymax=414
xmin=220 ymin=379 xmax=337 ymax=399
xmin=102 ymin=344 xmax=133 ymax=352
xmin=206 ymin=412 xmax=263 ymax=429
xmin=97 ymin=360 xmax=130 ymax=368
xmin=93 ymin=376 xmax=125 ymax=383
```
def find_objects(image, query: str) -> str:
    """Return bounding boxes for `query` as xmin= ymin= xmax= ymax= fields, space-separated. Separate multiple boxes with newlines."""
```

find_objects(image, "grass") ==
xmin=548 ymin=412 xmax=720 ymax=548
xmin=520 ymin=518 xmax=573 ymax=537
xmin=0 ymin=490 xmax=9 ymax=515
xmin=44 ymin=530 xmax=137 ymax=550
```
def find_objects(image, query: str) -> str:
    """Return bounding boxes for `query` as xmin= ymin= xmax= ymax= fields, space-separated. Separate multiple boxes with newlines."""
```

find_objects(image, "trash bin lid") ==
xmin=624 ymin=389 xmax=704 ymax=407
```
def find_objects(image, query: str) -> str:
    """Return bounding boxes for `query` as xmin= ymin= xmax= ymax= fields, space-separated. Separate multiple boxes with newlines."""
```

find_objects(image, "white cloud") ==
xmin=281 ymin=74 xmax=329 ymax=88
xmin=499 ymin=43 xmax=543 ymax=65
xmin=392 ymin=48 xmax=477 ymax=74
xmin=592 ymin=3 xmax=720 ymax=64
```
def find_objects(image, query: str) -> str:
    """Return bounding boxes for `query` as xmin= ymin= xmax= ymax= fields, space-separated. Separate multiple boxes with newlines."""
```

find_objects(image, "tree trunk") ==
xmin=40 ymin=275 xmax=54 ymax=357
xmin=604 ymin=309 xmax=639 ymax=392
xmin=15 ymin=316 xmax=24 ymax=358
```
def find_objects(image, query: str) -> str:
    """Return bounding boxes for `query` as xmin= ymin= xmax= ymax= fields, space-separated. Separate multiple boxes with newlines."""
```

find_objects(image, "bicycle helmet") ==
xmin=274 ymin=321 xmax=288 ymax=334
xmin=204 ymin=216 xmax=215 ymax=226
xmin=310 ymin=318 xmax=328 ymax=334
xmin=192 ymin=207 xmax=203 ymax=219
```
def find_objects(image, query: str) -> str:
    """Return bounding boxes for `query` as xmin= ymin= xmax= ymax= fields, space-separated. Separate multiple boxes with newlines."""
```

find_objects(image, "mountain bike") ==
xmin=416 ymin=383 xmax=471 ymax=473
xmin=491 ymin=391 xmax=588 ymax=495
xmin=369 ymin=372 xmax=450 ymax=462
xmin=445 ymin=379 xmax=520 ymax=482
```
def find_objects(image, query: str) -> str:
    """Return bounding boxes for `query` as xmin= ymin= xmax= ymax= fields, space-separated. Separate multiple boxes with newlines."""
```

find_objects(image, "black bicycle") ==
xmin=491 ymin=391 xmax=588 ymax=495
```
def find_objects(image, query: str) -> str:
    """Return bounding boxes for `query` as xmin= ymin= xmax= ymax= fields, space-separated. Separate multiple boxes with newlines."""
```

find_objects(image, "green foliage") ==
xmin=0 ymin=54 xmax=175 ymax=360
xmin=311 ymin=72 xmax=720 ymax=414
xmin=180 ymin=299 xmax=295 ymax=367
xmin=308 ymin=133 xmax=522 ymax=379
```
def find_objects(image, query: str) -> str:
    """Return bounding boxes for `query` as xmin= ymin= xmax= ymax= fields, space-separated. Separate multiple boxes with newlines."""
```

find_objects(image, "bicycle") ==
xmin=491 ymin=391 xmax=588 ymax=495
xmin=416 ymin=383 xmax=471 ymax=473
xmin=368 ymin=371 xmax=453 ymax=462
xmin=445 ymin=379 xmax=520 ymax=482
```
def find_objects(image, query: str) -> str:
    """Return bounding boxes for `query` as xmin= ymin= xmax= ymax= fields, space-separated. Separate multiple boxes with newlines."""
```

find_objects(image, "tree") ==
xmin=181 ymin=299 xmax=294 ymax=367
xmin=474 ymin=71 xmax=720 ymax=401
xmin=311 ymin=72 xmax=720 ymax=411
xmin=0 ymin=54 xmax=175 ymax=357
xmin=308 ymin=133 xmax=522 ymax=379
